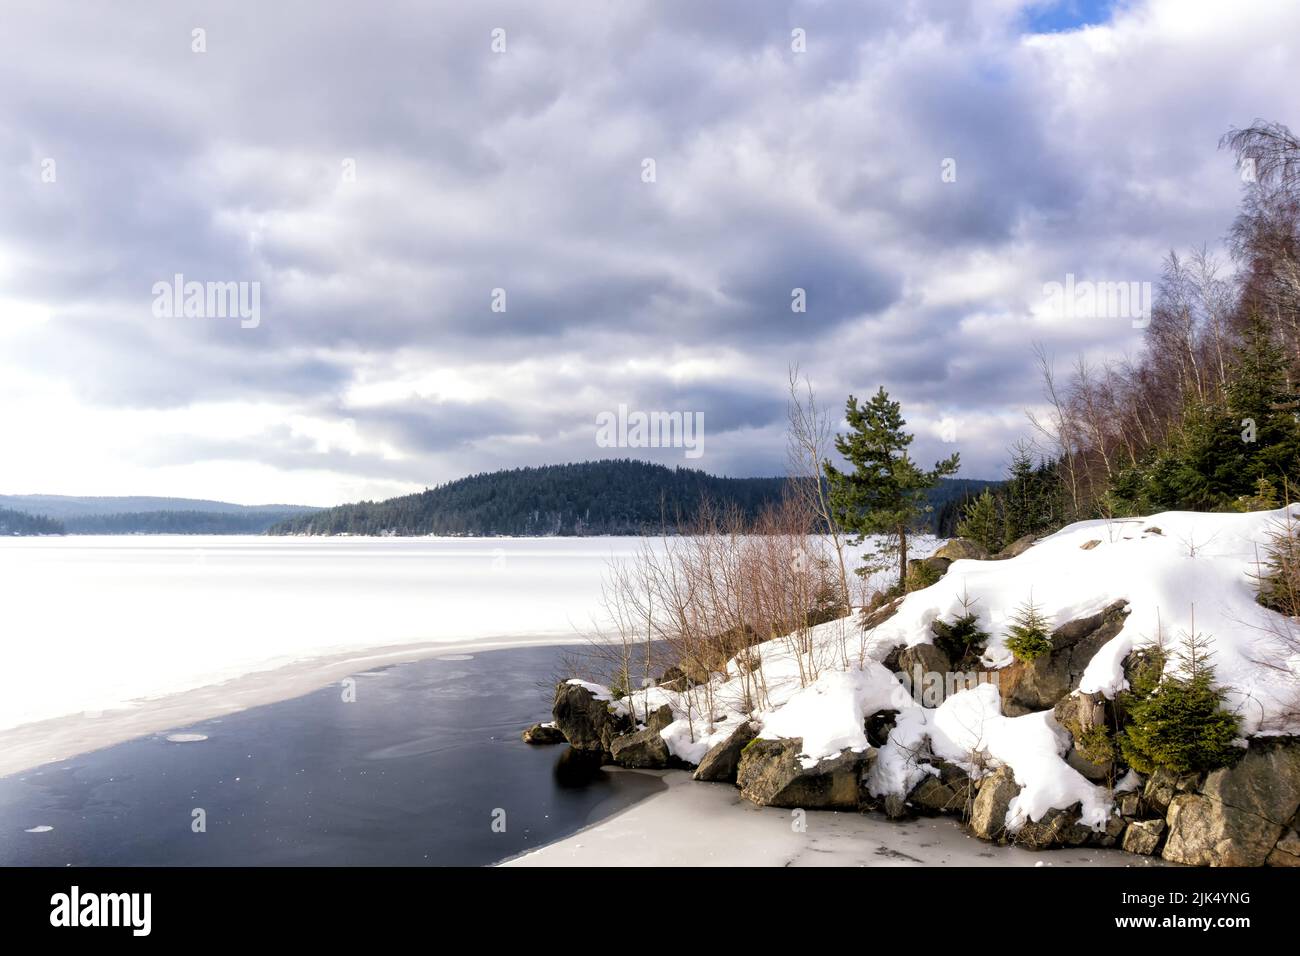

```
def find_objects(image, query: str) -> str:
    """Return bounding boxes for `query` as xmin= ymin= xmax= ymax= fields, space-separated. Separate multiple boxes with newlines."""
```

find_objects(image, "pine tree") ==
xmin=1002 ymin=443 xmax=1037 ymax=543
xmin=1228 ymin=312 xmax=1300 ymax=494
xmin=956 ymin=489 xmax=1003 ymax=554
xmin=824 ymin=388 xmax=960 ymax=589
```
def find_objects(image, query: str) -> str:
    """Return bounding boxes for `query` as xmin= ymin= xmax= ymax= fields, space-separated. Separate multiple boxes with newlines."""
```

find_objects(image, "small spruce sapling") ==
xmin=1118 ymin=624 xmax=1240 ymax=775
xmin=1003 ymin=595 xmax=1053 ymax=662
xmin=930 ymin=589 xmax=990 ymax=668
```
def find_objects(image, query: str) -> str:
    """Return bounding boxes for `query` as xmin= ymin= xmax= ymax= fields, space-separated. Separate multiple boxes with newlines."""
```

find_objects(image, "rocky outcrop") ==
xmin=862 ymin=596 xmax=905 ymax=634
xmin=551 ymin=681 xmax=630 ymax=754
xmin=934 ymin=538 xmax=990 ymax=562
xmin=646 ymin=704 xmax=675 ymax=734
xmin=655 ymin=666 xmax=691 ymax=692
xmin=993 ymin=534 xmax=1038 ymax=560
xmin=1163 ymin=795 xmax=1280 ymax=866
xmin=521 ymin=723 xmax=566 ymax=745
xmin=1267 ymin=828 xmax=1300 ymax=867
xmin=610 ymin=727 xmax=671 ymax=769
xmin=1122 ymin=819 xmax=1166 ymax=856
xmin=1013 ymin=805 xmax=1098 ymax=849
xmin=997 ymin=600 xmax=1130 ymax=715
xmin=693 ymin=720 xmax=758 ymax=783
xmin=909 ymin=761 xmax=973 ymax=815
xmin=737 ymin=738 xmax=870 ymax=810
xmin=897 ymin=643 xmax=953 ymax=681
xmin=969 ymin=765 xmax=1018 ymax=841
xmin=1162 ymin=739 xmax=1300 ymax=866
xmin=907 ymin=555 xmax=952 ymax=586
xmin=1142 ymin=768 xmax=1202 ymax=816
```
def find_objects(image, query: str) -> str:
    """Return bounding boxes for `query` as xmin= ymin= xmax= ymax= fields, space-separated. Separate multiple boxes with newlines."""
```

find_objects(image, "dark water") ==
xmin=0 ymin=645 xmax=662 ymax=866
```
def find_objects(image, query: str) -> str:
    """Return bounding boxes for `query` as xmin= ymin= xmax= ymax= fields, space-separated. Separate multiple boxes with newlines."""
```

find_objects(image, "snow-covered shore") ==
xmin=557 ymin=508 xmax=1300 ymax=859
xmin=504 ymin=769 xmax=1165 ymax=867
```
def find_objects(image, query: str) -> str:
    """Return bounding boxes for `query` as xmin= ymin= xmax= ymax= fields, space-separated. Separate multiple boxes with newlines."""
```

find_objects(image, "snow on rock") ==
xmin=869 ymin=684 xmax=1109 ymax=831
xmin=864 ymin=506 xmax=1300 ymax=737
xmin=759 ymin=664 xmax=917 ymax=768
xmin=610 ymin=507 xmax=1300 ymax=835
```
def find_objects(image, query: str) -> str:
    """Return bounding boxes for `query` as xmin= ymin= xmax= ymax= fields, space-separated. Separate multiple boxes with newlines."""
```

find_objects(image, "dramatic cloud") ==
xmin=1 ymin=0 xmax=1297 ymax=504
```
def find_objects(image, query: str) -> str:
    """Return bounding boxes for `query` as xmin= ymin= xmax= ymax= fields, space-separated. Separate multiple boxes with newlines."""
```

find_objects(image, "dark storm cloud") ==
xmin=2 ymin=0 xmax=1298 ymax=499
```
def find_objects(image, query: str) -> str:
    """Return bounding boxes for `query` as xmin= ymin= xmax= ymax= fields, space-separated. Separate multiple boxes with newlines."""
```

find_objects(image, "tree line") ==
xmin=1023 ymin=120 xmax=1300 ymax=524
xmin=267 ymin=458 xmax=992 ymax=537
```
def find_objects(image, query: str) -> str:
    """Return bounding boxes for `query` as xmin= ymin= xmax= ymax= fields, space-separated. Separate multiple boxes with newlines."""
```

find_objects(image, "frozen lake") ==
xmin=0 ymin=535 xmax=649 ymax=733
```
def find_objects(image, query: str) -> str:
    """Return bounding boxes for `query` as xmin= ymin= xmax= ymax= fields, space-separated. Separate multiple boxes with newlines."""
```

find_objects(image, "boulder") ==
xmin=1065 ymin=748 xmax=1112 ymax=783
xmin=882 ymin=793 xmax=910 ymax=820
xmin=906 ymin=555 xmax=952 ymax=589
xmin=610 ymin=727 xmax=671 ymax=769
xmin=1117 ymin=791 xmax=1143 ymax=819
xmin=998 ymin=600 xmax=1130 ymax=715
xmin=909 ymin=761 xmax=974 ymax=815
xmin=655 ymin=666 xmax=691 ymax=692
xmin=934 ymin=538 xmax=990 ymax=562
xmin=681 ymin=624 xmax=763 ymax=683
xmin=552 ymin=681 xmax=630 ymax=754
xmin=693 ymin=720 xmax=758 ymax=783
xmin=1122 ymin=819 xmax=1166 ymax=856
xmin=969 ymin=765 xmax=1019 ymax=841
xmin=897 ymin=643 xmax=953 ymax=682
xmin=1054 ymin=691 xmax=1108 ymax=740
xmin=862 ymin=596 xmax=905 ymax=632
xmin=645 ymin=704 xmax=675 ymax=734
xmin=1266 ymin=829 xmax=1300 ymax=867
xmin=1162 ymin=793 xmax=1283 ymax=867
xmin=736 ymin=737 xmax=870 ymax=810
xmin=993 ymin=534 xmax=1038 ymax=560
xmin=1095 ymin=812 xmax=1128 ymax=848
xmin=1013 ymin=805 xmax=1096 ymax=850
xmin=1142 ymin=767 xmax=1201 ymax=816
xmin=521 ymin=723 xmax=566 ymax=745
xmin=1162 ymin=739 xmax=1300 ymax=867
xmin=1199 ymin=738 xmax=1300 ymax=827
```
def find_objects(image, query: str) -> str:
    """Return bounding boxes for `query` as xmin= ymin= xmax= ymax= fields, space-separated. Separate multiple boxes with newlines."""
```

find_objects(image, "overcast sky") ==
xmin=2 ymin=0 xmax=1298 ymax=506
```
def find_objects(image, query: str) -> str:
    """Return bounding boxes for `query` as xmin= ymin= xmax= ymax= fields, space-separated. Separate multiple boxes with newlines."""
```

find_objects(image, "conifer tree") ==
xmin=1003 ymin=595 xmax=1053 ymax=662
xmin=824 ymin=388 xmax=960 ymax=589
xmin=956 ymin=489 xmax=1003 ymax=554
xmin=1118 ymin=627 xmax=1240 ymax=774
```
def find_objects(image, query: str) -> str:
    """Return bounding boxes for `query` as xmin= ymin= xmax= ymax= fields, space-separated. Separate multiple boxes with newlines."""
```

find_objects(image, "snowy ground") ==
xmin=505 ymin=769 xmax=1167 ymax=867
xmin=592 ymin=508 xmax=1300 ymax=845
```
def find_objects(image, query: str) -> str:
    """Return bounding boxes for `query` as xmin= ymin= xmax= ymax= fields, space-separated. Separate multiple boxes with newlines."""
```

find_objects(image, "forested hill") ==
xmin=0 ymin=495 xmax=319 ymax=535
xmin=0 ymin=507 xmax=65 ymax=536
xmin=267 ymin=460 xmax=997 ymax=537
